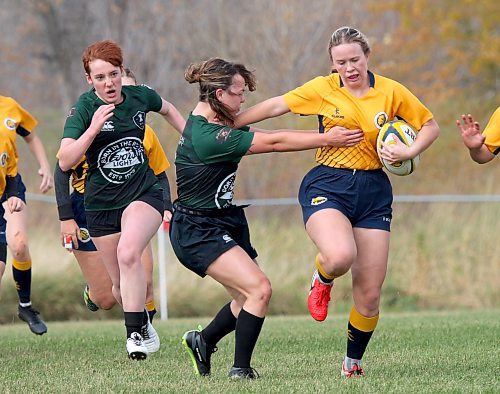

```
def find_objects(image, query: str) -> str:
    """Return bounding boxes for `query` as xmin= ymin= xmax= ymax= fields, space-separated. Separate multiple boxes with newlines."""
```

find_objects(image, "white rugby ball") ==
xmin=376 ymin=120 xmax=420 ymax=176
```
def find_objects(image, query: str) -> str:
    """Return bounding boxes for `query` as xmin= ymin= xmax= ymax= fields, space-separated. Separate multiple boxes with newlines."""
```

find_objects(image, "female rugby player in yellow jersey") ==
xmin=0 ymin=95 xmax=52 ymax=335
xmin=235 ymin=26 xmax=440 ymax=377
xmin=457 ymin=107 xmax=499 ymax=164
xmin=0 ymin=128 xmax=24 ymax=288
xmin=54 ymin=71 xmax=172 ymax=349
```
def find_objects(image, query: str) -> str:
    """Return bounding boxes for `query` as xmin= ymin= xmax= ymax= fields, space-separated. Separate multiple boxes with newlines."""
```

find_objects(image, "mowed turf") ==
xmin=0 ymin=310 xmax=498 ymax=393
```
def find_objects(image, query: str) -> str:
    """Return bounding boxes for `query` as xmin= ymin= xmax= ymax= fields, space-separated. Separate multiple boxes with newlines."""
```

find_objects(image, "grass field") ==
xmin=0 ymin=310 xmax=498 ymax=393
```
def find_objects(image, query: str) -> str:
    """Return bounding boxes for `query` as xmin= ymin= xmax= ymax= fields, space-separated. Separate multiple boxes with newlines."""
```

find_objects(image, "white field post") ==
xmin=157 ymin=221 xmax=169 ymax=320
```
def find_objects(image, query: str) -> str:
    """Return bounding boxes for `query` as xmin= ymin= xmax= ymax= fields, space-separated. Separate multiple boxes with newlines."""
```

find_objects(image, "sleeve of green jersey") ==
xmin=63 ymin=101 xmax=91 ymax=140
xmin=195 ymin=125 xmax=254 ymax=164
xmin=138 ymin=85 xmax=163 ymax=113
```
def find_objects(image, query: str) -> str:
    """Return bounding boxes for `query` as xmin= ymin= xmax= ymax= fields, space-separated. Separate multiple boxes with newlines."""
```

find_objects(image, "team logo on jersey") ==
xmin=67 ymin=107 xmax=76 ymax=118
xmin=97 ymin=137 xmax=144 ymax=184
xmin=101 ymin=121 xmax=115 ymax=132
xmin=3 ymin=118 xmax=17 ymax=130
xmin=374 ymin=112 xmax=388 ymax=129
xmin=133 ymin=111 xmax=146 ymax=130
xmin=331 ymin=107 xmax=344 ymax=119
xmin=0 ymin=152 xmax=8 ymax=167
xmin=216 ymin=127 xmax=232 ymax=143
xmin=79 ymin=227 xmax=91 ymax=243
xmin=215 ymin=172 xmax=236 ymax=209
xmin=311 ymin=196 xmax=327 ymax=206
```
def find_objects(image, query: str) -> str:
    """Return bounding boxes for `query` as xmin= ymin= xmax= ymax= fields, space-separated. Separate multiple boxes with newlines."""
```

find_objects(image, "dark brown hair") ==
xmin=185 ymin=58 xmax=256 ymax=126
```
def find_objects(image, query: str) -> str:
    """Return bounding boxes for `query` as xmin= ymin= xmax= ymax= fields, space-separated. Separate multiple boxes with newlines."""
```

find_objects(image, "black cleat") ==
xmin=18 ymin=305 xmax=47 ymax=335
xmin=228 ymin=367 xmax=260 ymax=380
xmin=182 ymin=326 xmax=217 ymax=376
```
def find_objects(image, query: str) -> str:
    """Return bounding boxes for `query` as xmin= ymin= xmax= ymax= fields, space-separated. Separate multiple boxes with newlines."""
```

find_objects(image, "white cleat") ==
xmin=141 ymin=320 xmax=160 ymax=353
xmin=127 ymin=332 xmax=148 ymax=360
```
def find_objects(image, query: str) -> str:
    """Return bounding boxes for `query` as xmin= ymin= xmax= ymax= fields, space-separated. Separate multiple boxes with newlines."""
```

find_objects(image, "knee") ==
xmin=357 ymin=290 xmax=381 ymax=315
xmin=90 ymin=289 xmax=116 ymax=310
xmin=254 ymin=276 xmax=272 ymax=305
xmin=9 ymin=235 xmax=29 ymax=260
xmin=116 ymin=245 xmax=141 ymax=268
xmin=321 ymin=250 xmax=355 ymax=275
xmin=98 ymin=297 xmax=117 ymax=310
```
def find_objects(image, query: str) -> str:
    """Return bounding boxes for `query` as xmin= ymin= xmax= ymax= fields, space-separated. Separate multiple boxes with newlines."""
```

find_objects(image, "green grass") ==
xmin=0 ymin=310 xmax=498 ymax=393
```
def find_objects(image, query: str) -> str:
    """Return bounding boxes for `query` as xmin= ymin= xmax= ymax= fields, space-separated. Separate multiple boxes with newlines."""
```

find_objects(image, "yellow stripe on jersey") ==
xmin=71 ymin=124 xmax=169 ymax=193
xmin=483 ymin=107 xmax=500 ymax=155
xmin=283 ymin=72 xmax=434 ymax=170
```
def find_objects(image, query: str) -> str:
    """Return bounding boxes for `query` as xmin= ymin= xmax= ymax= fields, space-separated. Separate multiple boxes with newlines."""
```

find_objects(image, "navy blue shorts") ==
xmin=0 ymin=174 xmax=26 ymax=244
xmin=71 ymin=191 xmax=97 ymax=252
xmin=86 ymin=187 xmax=163 ymax=237
xmin=169 ymin=204 xmax=258 ymax=278
xmin=298 ymin=165 xmax=393 ymax=231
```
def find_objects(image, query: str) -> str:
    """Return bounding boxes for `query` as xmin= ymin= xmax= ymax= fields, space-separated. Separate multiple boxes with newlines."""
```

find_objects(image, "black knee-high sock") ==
xmin=124 ymin=312 xmax=144 ymax=338
xmin=12 ymin=264 xmax=32 ymax=304
xmin=233 ymin=309 xmax=265 ymax=368
xmin=202 ymin=302 xmax=237 ymax=348
xmin=346 ymin=306 xmax=379 ymax=360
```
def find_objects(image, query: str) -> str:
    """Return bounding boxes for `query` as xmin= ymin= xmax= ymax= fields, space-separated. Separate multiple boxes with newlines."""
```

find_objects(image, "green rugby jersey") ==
xmin=175 ymin=113 xmax=253 ymax=209
xmin=63 ymin=85 xmax=162 ymax=211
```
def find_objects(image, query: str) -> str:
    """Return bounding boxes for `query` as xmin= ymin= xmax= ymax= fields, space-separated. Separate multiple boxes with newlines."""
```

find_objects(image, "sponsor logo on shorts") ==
xmin=3 ymin=117 xmax=17 ymax=130
xmin=311 ymin=196 xmax=327 ymax=206
xmin=97 ymin=137 xmax=144 ymax=184
xmin=222 ymin=234 xmax=232 ymax=243
xmin=382 ymin=216 xmax=391 ymax=223
xmin=79 ymin=227 xmax=91 ymax=243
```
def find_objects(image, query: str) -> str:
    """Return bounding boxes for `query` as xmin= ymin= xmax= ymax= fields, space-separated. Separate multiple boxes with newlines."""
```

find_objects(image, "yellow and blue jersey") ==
xmin=0 ymin=136 xmax=18 ymax=196
xmin=0 ymin=96 xmax=37 ymax=165
xmin=483 ymin=107 xmax=500 ymax=155
xmin=283 ymin=71 xmax=434 ymax=170
xmin=70 ymin=124 xmax=169 ymax=193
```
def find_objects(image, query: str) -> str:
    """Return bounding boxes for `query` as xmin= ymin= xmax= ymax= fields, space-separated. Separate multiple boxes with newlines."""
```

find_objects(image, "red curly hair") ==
xmin=82 ymin=40 xmax=123 ymax=75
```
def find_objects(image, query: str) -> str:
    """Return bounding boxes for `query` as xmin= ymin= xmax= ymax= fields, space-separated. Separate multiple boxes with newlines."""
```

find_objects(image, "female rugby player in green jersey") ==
xmin=0 ymin=95 xmax=51 ymax=335
xmin=57 ymin=40 xmax=184 ymax=360
xmin=457 ymin=107 xmax=499 ymax=164
xmin=54 ymin=70 xmax=173 ymax=355
xmin=235 ymin=27 xmax=440 ymax=378
xmin=174 ymin=58 xmax=351 ymax=380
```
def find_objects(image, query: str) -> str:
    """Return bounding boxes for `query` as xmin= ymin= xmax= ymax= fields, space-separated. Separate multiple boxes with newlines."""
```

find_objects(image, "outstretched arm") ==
xmin=246 ymin=127 xmax=359 ymax=155
xmin=234 ymin=96 xmax=290 ymax=128
xmin=456 ymin=114 xmax=495 ymax=164
xmin=23 ymin=132 xmax=54 ymax=193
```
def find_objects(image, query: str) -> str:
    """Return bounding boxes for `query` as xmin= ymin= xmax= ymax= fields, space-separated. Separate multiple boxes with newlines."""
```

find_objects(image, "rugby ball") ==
xmin=376 ymin=120 xmax=420 ymax=176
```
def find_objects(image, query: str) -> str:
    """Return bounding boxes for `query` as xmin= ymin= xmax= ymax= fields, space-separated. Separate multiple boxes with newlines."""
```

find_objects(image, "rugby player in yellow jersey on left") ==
xmin=0 ymin=96 xmax=52 ymax=335
xmin=54 ymin=69 xmax=173 ymax=354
